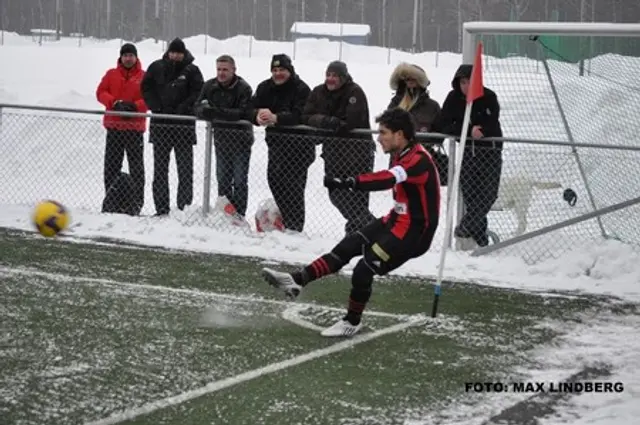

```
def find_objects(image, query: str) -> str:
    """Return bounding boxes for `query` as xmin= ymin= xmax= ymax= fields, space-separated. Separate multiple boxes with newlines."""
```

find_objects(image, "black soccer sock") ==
xmin=291 ymin=231 xmax=365 ymax=286
xmin=291 ymin=253 xmax=343 ymax=286
xmin=345 ymin=287 xmax=372 ymax=326
xmin=344 ymin=259 xmax=375 ymax=325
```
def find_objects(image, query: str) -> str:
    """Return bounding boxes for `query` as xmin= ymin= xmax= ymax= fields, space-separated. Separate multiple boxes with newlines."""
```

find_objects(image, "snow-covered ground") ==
xmin=0 ymin=31 xmax=639 ymax=424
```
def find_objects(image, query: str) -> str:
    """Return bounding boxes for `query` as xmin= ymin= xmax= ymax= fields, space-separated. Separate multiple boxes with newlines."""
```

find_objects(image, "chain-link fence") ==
xmin=0 ymin=105 xmax=455 ymax=248
xmin=458 ymin=26 xmax=640 ymax=263
xmin=1 ymin=103 xmax=639 ymax=264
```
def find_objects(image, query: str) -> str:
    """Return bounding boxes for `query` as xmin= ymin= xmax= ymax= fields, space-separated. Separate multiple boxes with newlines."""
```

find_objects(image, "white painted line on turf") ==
xmin=281 ymin=305 xmax=326 ymax=332
xmin=83 ymin=315 xmax=426 ymax=425
xmin=0 ymin=266 xmax=408 ymax=320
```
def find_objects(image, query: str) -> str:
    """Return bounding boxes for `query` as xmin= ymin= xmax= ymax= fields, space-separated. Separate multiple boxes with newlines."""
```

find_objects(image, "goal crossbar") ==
xmin=462 ymin=22 xmax=640 ymax=63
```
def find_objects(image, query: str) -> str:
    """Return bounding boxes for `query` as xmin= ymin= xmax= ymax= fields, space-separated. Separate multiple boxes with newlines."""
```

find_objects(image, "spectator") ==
xmin=388 ymin=62 xmax=440 ymax=134
xmin=141 ymin=37 xmax=204 ymax=216
xmin=195 ymin=55 xmax=253 ymax=221
xmin=435 ymin=64 xmax=503 ymax=247
xmin=250 ymin=54 xmax=313 ymax=233
xmin=302 ymin=60 xmax=375 ymax=235
xmin=388 ymin=63 xmax=447 ymax=184
xmin=96 ymin=43 xmax=147 ymax=215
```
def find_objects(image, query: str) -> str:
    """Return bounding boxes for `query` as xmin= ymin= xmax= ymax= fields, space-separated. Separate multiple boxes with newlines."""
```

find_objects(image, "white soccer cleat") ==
xmin=262 ymin=268 xmax=302 ymax=300
xmin=320 ymin=319 xmax=363 ymax=337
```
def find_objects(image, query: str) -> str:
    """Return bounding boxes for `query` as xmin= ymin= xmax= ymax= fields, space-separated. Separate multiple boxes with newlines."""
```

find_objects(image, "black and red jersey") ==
xmin=355 ymin=143 xmax=441 ymax=239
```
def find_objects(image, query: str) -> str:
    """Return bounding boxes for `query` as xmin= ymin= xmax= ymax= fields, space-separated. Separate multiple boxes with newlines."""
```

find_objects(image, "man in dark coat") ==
xmin=249 ymin=54 xmax=313 ymax=233
xmin=435 ymin=64 xmax=503 ymax=247
xmin=141 ymin=37 xmax=204 ymax=216
xmin=302 ymin=60 xmax=376 ymax=235
xmin=194 ymin=55 xmax=253 ymax=219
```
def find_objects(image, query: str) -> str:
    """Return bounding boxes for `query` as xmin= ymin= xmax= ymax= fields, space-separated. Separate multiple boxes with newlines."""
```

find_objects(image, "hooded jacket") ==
xmin=434 ymin=64 xmax=502 ymax=149
xmin=387 ymin=63 xmax=441 ymax=133
xmin=96 ymin=58 xmax=147 ymax=132
xmin=141 ymin=49 xmax=204 ymax=128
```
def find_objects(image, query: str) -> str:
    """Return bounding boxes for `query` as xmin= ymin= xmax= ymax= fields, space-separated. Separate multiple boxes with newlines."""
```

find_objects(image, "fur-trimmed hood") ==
xmin=389 ymin=62 xmax=430 ymax=90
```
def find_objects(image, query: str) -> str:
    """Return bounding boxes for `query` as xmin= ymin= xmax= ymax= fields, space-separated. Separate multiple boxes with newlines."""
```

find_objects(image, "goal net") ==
xmin=459 ymin=23 xmax=640 ymax=263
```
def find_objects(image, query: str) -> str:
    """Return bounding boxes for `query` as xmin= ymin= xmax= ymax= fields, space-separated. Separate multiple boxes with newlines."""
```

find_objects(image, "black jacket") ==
xmin=302 ymin=77 xmax=374 ymax=161
xmin=250 ymin=74 xmax=311 ymax=146
xmin=194 ymin=75 xmax=254 ymax=147
xmin=141 ymin=50 xmax=204 ymax=130
xmin=435 ymin=64 xmax=503 ymax=149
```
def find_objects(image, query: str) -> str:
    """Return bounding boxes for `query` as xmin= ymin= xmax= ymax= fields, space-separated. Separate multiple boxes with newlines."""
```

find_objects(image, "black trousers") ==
xmin=104 ymin=130 xmax=145 ymax=212
xmin=458 ymin=146 xmax=502 ymax=244
xmin=152 ymin=135 xmax=194 ymax=215
xmin=324 ymin=143 xmax=376 ymax=235
xmin=267 ymin=139 xmax=315 ymax=232
xmin=348 ymin=219 xmax=435 ymax=274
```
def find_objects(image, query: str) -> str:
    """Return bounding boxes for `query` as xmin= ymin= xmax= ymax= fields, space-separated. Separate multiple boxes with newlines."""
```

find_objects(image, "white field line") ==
xmin=0 ymin=266 xmax=409 ymax=319
xmin=84 ymin=315 xmax=427 ymax=425
xmin=281 ymin=305 xmax=326 ymax=332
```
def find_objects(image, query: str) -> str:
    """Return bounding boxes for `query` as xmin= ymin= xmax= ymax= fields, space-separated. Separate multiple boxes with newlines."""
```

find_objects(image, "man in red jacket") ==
xmin=96 ymin=43 xmax=148 ymax=215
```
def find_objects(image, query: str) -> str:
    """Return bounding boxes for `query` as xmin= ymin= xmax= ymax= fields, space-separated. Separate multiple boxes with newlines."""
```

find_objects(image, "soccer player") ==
xmin=262 ymin=107 xmax=441 ymax=337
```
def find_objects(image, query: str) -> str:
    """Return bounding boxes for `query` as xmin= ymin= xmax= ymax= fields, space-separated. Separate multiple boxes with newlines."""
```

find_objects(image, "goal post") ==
xmin=457 ymin=21 xmax=640 ymax=263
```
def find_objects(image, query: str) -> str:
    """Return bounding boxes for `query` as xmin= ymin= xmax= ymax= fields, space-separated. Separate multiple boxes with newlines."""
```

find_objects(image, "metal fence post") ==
xmin=202 ymin=121 xmax=213 ymax=215
xmin=445 ymin=138 xmax=457 ymax=249
xmin=540 ymin=51 xmax=607 ymax=239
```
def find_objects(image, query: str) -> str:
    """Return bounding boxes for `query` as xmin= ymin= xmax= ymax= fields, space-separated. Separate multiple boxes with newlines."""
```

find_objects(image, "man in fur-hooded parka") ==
xmin=387 ymin=63 xmax=441 ymax=133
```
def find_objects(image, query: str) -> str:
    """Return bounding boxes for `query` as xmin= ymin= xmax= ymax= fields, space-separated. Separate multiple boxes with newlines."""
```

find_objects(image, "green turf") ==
xmin=0 ymin=227 xmax=633 ymax=425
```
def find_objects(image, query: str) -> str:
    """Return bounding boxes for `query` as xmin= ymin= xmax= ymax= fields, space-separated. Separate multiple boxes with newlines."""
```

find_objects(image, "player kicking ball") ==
xmin=262 ymin=108 xmax=441 ymax=337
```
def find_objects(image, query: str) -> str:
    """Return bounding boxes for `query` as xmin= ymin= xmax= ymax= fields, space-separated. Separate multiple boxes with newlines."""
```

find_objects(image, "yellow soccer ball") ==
xmin=32 ymin=200 xmax=70 ymax=237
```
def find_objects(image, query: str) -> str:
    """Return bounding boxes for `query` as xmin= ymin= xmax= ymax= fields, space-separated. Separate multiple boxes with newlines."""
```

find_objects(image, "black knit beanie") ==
xmin=120 ymin=43 xmax=137 ymax=56
xmin=168 ymin=38 xmax=186 ymax=54
xmin=326 ymin=60 xmax=349 ymax=80
xmin=271 ymin=54 xmax=294 ymax=74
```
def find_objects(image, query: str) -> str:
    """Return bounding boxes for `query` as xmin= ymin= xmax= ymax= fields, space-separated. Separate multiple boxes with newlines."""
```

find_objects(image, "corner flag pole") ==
xmin=431 ymin=42 xmax=485 ymax=318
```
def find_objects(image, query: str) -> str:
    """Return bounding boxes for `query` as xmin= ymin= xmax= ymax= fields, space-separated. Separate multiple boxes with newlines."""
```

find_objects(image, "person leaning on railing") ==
xmin=433 ymin=64 xmax=503 ymax=247
xmin=248 ymin=54 xmax=314 ymax=233
xmin=302 ymin=60 xmax=376 ymax=236
xmin=194 ymin=54 xmax=254 ymax=223
xmin=95 ymin=43 xmax=147 ymax=216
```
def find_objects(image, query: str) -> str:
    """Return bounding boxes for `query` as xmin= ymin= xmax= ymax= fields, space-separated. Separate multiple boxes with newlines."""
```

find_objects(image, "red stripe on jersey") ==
xmin=318 ymin=257 xmax=330 ymax=275
xmin=358 ymin=170 xmax=395 ymax=183
xmin=390 ymin=184 xmax=411 ymax=239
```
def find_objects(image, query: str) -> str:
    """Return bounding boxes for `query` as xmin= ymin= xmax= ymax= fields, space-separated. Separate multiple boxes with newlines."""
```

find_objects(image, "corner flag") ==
xmin=431 ymin=41 xmax=484 ymax=318
xmin=467 ymin=42 xmax=485 ymax=103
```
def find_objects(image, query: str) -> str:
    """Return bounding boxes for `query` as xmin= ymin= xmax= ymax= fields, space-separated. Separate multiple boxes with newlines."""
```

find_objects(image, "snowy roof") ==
xmin=290 ymin=22 xmax=371 ymax=37
xmin=30 ymin=29 xmax=57 ymax=34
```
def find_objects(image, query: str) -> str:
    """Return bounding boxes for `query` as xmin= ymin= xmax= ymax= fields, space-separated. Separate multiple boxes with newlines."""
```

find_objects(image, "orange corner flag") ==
xmin=467 ymin=42 xmax=484 ymax=103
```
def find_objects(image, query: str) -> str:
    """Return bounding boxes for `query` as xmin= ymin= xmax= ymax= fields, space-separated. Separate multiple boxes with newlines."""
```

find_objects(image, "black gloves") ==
xmin=308 ymin=114 xmax=346 ymax=133
xmin=195 ymin=101 xmax=222 ymax=120
xmin=324 ymin=176 xmax=357 ymax=190
xmin=112 ymin=101 xmax=137 ymax=119
xmin=113 ymin=100 xmax=137 ymax=112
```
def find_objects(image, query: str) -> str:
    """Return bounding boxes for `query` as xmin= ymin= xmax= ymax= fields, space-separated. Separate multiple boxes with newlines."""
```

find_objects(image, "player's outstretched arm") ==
xmin=324 ymin=152 xmax=431 ymax=192
xmin=323 ymin=167 xmax=400 ymax=192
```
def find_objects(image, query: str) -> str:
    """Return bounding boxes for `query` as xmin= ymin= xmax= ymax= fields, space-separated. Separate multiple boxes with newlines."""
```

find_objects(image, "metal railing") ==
xmin=1 ymin=103 xmax=639 ymax=264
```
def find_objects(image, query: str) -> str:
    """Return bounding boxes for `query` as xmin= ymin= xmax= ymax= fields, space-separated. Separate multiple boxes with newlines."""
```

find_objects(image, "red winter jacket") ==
xmin=96 ymin=59 xmax=148 ymax=132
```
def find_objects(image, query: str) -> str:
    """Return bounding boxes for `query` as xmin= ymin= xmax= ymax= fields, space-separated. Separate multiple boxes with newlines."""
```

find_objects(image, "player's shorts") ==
xmin=356 ymin=218 xmax=436 ymax=276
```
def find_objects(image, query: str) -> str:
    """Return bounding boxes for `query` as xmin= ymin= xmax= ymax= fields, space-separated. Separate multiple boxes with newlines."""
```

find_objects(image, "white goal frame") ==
xmin=456 ymin=21 xmax=640 ymax=255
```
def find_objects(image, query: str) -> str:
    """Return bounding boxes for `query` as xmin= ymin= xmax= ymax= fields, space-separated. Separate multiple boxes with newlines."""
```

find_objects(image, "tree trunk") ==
xmin=281 ymin=0 xmax=286 ymax=40
xmin=269 ymin=0 xmax=273 ymax=40
xmin=382 ymin=0 xmax=386 ymax=46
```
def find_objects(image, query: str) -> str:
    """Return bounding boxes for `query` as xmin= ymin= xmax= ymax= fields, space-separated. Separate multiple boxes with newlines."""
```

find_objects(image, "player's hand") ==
xmin=471 ymin=125 xmax=484 ymax=139
xmin=324 ymin=176 xmax=356 ymax=190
